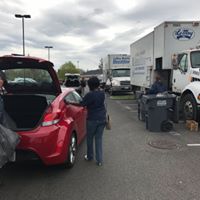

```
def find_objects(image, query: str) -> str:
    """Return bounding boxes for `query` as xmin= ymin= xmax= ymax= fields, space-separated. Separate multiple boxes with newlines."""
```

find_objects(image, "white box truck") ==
xmin=130 ymin=21 xmax=200 ymax=120
xmin=103 ymin=54 xmax=131 ymax=95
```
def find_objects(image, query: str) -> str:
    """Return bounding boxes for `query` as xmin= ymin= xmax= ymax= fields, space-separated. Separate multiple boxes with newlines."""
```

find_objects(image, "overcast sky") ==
xmin=0 ymin=0 xmax=200 ymax=70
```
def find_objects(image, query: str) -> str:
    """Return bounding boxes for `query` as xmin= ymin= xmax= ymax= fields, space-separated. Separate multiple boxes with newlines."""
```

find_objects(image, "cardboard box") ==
xmin=186 ymin=120 xmax=198 ymax=132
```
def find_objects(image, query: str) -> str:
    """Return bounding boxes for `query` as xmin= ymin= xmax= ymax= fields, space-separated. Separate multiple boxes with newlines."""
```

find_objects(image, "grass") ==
xmin=110 ymin=94 xmax=135 ymax=100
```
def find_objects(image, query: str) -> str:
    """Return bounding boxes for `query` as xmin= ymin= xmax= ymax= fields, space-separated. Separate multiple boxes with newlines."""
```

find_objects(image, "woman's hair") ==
xmin=87 ymin=76 xmax=100 ymax=91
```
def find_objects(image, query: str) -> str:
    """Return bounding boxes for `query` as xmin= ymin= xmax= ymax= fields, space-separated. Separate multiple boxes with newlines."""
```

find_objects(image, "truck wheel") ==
xmin=181 ymin=94 xmax=198 ymax=121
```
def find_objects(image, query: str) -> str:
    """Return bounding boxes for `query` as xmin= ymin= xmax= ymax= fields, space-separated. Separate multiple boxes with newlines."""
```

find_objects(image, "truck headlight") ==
xmin=112 ymin=80 xmax=120 ymax=86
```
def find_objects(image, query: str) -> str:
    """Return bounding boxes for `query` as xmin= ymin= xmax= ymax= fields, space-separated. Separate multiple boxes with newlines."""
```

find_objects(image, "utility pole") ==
xmin=44 ymin=46 xmax=53 ymax=61
xmin=15 ymin=14 xmax=31 ymax=56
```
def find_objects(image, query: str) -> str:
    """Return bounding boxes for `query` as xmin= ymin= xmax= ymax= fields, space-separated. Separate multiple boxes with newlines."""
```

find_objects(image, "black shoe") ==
xmin=96 ymin=162 xmax=103 ymax=166
xmin=84 ymin=155 xmax=93 ymax=161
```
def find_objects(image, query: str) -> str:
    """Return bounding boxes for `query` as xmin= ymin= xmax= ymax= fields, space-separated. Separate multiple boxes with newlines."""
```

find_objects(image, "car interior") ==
xmin=3 ymin=95 xmax=48 ymax=130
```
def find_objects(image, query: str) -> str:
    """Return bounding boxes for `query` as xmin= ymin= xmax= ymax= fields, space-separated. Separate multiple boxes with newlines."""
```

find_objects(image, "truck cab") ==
xmin=103 ymin=54 xmax=131 ymax=95
xmin=172 ymin=49 xmax=200 ymax=120
xmin=106 ymin=67 xmax=131 ymax=95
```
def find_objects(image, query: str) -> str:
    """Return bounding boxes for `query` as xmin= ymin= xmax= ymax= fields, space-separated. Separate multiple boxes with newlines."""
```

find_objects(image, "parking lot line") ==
xmin=125 ymin=106 xmax=132 ymax=110
xmin=187 ymin=144 xmax=200 ymax=147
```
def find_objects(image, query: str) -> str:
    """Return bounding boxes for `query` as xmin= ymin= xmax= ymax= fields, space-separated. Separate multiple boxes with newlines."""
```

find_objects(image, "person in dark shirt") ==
xmin=80 ymin=76 xmax=106 ymax=166
xmin=148 ymin=74 xmax=167 ymax=95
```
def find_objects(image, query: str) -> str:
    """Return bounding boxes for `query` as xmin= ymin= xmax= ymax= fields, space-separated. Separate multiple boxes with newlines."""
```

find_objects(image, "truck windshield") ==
xmin=191 ymin=51 xmax=200 ymax=68
xmin=112 ymin=69 xmax=130 ymax=77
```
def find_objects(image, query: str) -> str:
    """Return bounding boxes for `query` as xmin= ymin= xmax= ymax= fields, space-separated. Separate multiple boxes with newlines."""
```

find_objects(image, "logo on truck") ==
xmin=173 ymin=28 xmax=195 ymax=40
xmin=113 ymin=57 xmax=130 ymax=64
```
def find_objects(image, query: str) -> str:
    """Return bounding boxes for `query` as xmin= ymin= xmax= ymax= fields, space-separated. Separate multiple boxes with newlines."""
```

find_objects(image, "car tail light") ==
xmin=42 ymin=106 xmax=62 ymax=127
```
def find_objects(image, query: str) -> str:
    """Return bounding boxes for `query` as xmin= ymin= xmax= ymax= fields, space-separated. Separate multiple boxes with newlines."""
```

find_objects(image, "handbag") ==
xmin=104 ymin=93 xmax=111 ymax=130
xmin=105 ymin=114 xmax=111 ymax=130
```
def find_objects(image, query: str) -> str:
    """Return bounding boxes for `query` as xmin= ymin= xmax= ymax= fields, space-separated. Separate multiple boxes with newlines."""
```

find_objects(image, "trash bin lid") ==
xmin=142 ymin=94 xmax=176 ymax=102
xmin=142 ymin=94 xmax=176 ymax=107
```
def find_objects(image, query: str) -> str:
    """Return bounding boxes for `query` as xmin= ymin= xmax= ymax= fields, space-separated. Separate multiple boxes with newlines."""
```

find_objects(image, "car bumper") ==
xmin=112 ymin=85 xmax=132 ymax=92
xmin=17 ymin=124 xmax=71 ymax=165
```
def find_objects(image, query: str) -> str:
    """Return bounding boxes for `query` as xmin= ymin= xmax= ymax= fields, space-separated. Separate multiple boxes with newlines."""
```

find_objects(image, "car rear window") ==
xmin=5 ymin=68 xmax=52 ymax=84
xmin=3 ymin=68 xmax=54 ymax=94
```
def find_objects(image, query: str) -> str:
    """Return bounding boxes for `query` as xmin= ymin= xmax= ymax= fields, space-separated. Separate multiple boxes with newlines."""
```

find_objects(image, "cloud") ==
xmin=89 ymin=27 xmax=145 ymax=57
xmin=34 ymin=6 xmax=107 ymax=38
xmin=78 ymin=0 xmax=115 ymax=11
xmin=0 ymin=0 xmax=23 ymax=15
xmin=93 ymin=8 xmax=104 ymax=15
xmin=121 ymin=0 xmax=200 ymax=23
xmin=0 ymin=0 xmax=200 ymax=70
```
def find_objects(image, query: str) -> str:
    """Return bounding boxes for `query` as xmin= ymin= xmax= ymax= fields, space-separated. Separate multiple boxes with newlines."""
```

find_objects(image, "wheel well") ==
xmin=72 ymin=131 xmax=78 ymax=144
xmin=180 ymin=90 xmax=195 ymax=103
xmin=69 ymin=119 xmax=78 ymax=143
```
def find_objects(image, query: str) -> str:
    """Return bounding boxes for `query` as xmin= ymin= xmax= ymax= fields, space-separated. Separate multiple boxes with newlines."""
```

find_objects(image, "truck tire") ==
xmin=181 ymin=94 xmax=198 ymax=121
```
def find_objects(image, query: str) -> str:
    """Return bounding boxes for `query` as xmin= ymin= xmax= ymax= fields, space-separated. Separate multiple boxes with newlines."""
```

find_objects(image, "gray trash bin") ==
xmin=142 ymin=94 xmax=176 ymax=132
xmin=138 ymin=98 xmax=146 ymax=121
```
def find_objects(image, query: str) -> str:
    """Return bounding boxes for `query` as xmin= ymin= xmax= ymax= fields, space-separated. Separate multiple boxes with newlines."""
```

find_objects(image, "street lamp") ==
xmin=77 ymin=60 xmax=79 ymax=68
xmin=15 ymin=14 xmax=31 ymax=56
xmin=44 ymin=46 xmax=53 ymax=61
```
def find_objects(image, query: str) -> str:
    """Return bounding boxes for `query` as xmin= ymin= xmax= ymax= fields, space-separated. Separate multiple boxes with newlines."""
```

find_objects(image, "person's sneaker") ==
xmin=96 ymin=162 xmax=103 ymax=166
xmin=84 ymin=155 xmax=93 ymax=161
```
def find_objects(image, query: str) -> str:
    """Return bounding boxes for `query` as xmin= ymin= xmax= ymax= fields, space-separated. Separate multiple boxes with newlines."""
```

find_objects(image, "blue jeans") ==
xmin=86 ymin=120 xmax=106 ymax=163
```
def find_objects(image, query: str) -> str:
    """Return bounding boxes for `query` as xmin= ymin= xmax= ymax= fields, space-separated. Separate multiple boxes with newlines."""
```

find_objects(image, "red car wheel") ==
xmin=65 ymin=133 xmax=77 ymax=168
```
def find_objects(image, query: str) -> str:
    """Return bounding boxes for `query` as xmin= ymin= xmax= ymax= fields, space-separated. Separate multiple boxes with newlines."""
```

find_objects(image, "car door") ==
xmin=64 ymin=92 xmax=86 ymax=142
xmin=172 ymin=53 xmax=190 ymax=93
xmin=71 ymin=91 xmax=87 ymax=139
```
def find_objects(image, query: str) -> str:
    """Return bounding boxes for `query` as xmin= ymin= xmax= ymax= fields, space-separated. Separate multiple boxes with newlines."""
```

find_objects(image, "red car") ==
xmin=0 ymin=55 xmax=87 ymax=167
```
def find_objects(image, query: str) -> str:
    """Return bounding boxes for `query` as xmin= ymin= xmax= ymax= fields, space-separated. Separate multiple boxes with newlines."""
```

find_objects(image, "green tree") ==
xmin=57 ymin=61 xmax=80 ymax=80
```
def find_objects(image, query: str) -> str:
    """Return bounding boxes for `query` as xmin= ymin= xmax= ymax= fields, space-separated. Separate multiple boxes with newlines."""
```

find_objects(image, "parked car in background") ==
xmin=9 ymin=77 xmax=37 ymax=84
xmin=0 ymin=55 xmax=87 ymax=168
xmin=97 ymin=74 xmax=104 ymax=88
xmin=63 ymin=73 xmax=81 ymax=95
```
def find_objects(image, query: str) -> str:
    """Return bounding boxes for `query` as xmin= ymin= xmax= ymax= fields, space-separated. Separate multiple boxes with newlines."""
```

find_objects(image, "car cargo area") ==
xmin=3 ymin=95 xmax=48 ymax=130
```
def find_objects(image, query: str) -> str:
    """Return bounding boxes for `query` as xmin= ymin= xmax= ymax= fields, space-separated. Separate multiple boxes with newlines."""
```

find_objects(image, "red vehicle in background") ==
xmin=0 ymin=55 xmax=87 ymax=168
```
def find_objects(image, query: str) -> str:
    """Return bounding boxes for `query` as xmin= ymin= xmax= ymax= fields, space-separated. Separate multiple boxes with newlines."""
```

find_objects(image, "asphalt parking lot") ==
xmin=113 ymin=96 xmax=200 ymax=145
xmin=1 ymin=95 xmax=200 ymax=200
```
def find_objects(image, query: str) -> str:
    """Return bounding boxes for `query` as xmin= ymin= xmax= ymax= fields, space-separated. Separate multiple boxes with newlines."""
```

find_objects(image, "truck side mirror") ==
xmin=172 ymin=54 xmax=178 ymax=69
